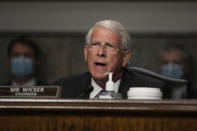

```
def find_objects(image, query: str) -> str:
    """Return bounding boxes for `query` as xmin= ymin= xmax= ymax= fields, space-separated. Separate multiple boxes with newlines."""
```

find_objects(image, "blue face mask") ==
xmin=11 ymin=56 xmax=33 ymax=79
xmin=161 ymin=63 xmax=183 ymax=79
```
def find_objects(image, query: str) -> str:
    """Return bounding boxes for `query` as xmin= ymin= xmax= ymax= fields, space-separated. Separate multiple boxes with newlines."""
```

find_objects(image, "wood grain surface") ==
xmin=0 ymin=99 xmax=197 ymax=131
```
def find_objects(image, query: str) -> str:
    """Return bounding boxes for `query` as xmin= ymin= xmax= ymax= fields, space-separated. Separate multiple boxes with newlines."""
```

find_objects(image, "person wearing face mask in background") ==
xmin=160 ymin=43 xmax=197 ymax=99
xmin=5 ymin=37 xmax=45 ymax=86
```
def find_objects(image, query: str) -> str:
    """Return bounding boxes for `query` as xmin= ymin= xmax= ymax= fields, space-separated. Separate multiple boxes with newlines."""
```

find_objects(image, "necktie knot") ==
xmin=94 ymin=90 xmax=105 ymax=99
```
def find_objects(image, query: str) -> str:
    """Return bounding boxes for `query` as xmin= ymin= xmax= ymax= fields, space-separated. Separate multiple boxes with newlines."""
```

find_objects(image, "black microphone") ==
xmin=77 ymin=85 xmax=93 ymax=98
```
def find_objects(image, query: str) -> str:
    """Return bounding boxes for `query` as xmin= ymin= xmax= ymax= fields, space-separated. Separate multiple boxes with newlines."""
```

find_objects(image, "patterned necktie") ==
xmin=94 ymin=90 xmax=106 ymax=99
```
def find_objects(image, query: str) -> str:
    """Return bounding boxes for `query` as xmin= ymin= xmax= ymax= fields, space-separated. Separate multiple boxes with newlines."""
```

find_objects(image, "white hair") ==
xmin=85 ymin=19 xmax=131 ymax=50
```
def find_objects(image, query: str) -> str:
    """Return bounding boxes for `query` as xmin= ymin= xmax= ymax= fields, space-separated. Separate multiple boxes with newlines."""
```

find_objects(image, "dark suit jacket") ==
xmin=53 ymin=69 xmax=172 ymax=99
xmin=187 ymin=82 xmax=197 ymax=99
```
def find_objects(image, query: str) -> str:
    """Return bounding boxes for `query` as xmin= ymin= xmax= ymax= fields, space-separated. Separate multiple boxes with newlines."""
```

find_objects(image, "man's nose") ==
xmin=97 ymin=44 xmax=106 ymax=57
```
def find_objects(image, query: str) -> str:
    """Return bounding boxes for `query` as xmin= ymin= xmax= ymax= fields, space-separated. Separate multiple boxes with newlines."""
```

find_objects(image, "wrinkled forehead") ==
xmin=90 ymin=26 xmax=122 ymax=44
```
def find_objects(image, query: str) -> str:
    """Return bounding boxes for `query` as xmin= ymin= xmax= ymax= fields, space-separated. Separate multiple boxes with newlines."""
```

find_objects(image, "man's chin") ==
xmin=92 ymin=74 xmax=108 ymax=81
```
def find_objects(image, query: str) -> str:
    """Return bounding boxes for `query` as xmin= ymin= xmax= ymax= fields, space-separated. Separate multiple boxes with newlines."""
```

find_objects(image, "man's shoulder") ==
xmin=52 ymin=72 xmax=91 ymax=98
xmin=124 ymin=69 xmax=166 ymax=87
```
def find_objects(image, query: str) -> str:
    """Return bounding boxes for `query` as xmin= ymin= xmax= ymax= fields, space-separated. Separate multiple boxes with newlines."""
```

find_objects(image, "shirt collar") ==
xmin=90 ymin=78 xmax=121 ymax=99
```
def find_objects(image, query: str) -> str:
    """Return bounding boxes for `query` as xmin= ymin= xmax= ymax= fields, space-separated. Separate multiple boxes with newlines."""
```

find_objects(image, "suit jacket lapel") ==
xmin=79 ymin=72 xmax=92 ymax=99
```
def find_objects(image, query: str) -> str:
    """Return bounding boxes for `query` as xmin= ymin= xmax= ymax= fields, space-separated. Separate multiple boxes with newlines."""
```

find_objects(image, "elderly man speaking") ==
xmin=53 ymin=19 xmax=170 ymax=99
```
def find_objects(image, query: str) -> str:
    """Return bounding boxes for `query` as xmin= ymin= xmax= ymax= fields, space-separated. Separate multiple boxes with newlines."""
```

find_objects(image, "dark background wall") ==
xmin=0 ymin=32 xmax=196 ymax=88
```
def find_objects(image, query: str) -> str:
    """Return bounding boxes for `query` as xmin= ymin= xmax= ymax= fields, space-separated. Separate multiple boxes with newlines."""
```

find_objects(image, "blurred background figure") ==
xmin=6 ymin=37 xmax=44 ymax=86
xmin=160 ymin=43 xmax=196 ymax=98
xmin=160 ymin=43 xmax=190 ymax=80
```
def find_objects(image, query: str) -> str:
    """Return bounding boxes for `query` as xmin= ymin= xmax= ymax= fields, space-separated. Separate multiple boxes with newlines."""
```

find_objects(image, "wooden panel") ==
xmin=0 ymin=0 xmax=197 ymax=2
xmin=1 ymin=113 xmax=197 ymax=131
xmin=0 ymin=99 xmax=197 ymax=131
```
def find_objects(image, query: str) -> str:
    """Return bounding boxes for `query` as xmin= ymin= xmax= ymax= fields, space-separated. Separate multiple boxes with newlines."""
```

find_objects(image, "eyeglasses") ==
xmin=87 ymin=42 xmax=124 ymax=53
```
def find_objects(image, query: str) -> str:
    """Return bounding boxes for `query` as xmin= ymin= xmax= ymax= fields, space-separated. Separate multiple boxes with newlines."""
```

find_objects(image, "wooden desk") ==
xmin=0 ymin=99 xmax=197 ymax=131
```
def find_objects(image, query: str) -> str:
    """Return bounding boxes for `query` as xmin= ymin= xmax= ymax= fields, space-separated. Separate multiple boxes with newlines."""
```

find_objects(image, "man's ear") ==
xmin=122 ymin=50 xmax=131 ymax=67
xmin=84 ymin=46 xmax=88 ymax=62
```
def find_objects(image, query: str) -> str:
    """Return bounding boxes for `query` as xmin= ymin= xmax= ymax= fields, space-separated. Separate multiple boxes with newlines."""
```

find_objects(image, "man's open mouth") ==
xmin=95 ymin=62 xmax=107 ymax=66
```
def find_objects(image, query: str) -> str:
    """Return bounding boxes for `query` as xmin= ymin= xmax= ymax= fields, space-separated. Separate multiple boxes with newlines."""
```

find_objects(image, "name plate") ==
xmin=0 ymin=86 xmax=62 ymax=98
